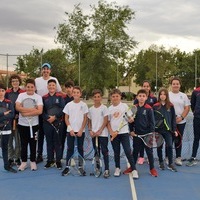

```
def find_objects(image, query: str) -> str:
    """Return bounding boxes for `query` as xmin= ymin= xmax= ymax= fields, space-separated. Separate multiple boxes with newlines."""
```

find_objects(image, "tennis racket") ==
xmin=111 ymin=105 xmax=137 ymax=141
xmin=134 ymin=132 xmax=164 ymax=148
xmin=91 ymin=136 xmax=102 ymax=177
xmin=46 ymin=105 xmax=63 ymax=135
xmin=173 ymin=128 xmax=182 ymax=149
xmin=68 ymin=136 xmax=86 ymax=176
xmin=22 ymin=98 xmax=37 ymax=138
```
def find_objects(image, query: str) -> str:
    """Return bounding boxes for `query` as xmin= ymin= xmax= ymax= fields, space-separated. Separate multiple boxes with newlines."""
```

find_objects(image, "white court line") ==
xmin=126 ymin=158 xmax=137 ymax=200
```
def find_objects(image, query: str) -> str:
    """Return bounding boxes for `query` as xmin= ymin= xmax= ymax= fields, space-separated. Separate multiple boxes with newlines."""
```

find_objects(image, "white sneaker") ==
xmin=165 ymin=157 xmax=169 ymax=165
xmin=114 ymin=168 xmax=121 ymax=177
xmin=30 ymin=162 xmax=37 ymax=171
xmin=175 ymin=157 xmax=182 ymax=166
xmin=132 ymin=170 xmax=139 ymax=179
xmin=18 ymin=162 xmax=27 ymax=171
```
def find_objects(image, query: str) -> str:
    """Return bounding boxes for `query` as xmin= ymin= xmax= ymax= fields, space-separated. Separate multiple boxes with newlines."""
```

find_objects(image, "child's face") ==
xmin=93 ymin=93 xmax=102 ymax=104
xmin=0 ymin=88 xmax=5 ymax=99
xmin=26 ymin=83 xmax=36 ymax=95
xmin=65 ymin=86 xmax=73 ymax=96
xmin=171 ymin=80 xmax=180 ymax=93
xmin=111 ymin=93 xmax=121 ymax=105
xmin=142 ymin=82 xmax=150 ymax=93
xmin=47 ymin=82 xmax=57 ymax=94
xmin=11 ymin=78 xmax=20 ymax=88
xmin=72 ymin=89 xmax=81 ymax=101
xmin=137 ymin=93 xmax=147 ymax=104
xmin=160 ymin=91 xmax=167 ymax=101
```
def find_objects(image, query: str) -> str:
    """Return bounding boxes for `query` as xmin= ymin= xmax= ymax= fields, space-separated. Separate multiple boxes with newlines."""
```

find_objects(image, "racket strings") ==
xmin=144 ymin=133 xmax=164 ymax=148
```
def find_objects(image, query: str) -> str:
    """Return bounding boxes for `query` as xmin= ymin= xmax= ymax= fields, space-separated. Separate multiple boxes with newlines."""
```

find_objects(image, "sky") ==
xmin=0 ymin=0 xmax=200 ymax=70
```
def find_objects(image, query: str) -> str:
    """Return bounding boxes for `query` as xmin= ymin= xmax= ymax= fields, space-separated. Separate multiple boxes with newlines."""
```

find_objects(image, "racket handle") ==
xmin=13 ymin=119 xmax=16 ymax=131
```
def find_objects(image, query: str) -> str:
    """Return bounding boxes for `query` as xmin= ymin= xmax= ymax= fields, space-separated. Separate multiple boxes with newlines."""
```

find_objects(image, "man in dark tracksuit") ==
xmin=42 ymin=79 xmax=65 ymax=170
xmin=186 ymin=86 xmax=200 ymax=166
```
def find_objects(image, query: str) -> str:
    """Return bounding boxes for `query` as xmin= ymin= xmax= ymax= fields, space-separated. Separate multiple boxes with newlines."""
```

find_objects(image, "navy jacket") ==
xmin=0 ymin=99 xmax=14 ymax=131
xmin=191 ymin=87 xmax=200 ymax=119
xmin=129 ymin=103 xmax=155 ymax=135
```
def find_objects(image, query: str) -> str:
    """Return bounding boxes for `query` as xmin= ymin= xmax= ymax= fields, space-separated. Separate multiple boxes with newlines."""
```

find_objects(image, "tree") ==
xmin=55 ymin=0 xmax=137 ymax=93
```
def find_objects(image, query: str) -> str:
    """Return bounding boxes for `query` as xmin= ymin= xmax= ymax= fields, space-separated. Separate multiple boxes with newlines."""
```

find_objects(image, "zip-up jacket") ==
xmin=129 ymin=103 xmax=155 ymax=135
xmin=191 ymin=86 xmax=200 ymax=119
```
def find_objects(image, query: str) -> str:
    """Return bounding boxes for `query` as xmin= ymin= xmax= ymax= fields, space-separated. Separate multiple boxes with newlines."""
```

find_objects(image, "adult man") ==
xmin=35 ymin=63 xmax=62 ymax=163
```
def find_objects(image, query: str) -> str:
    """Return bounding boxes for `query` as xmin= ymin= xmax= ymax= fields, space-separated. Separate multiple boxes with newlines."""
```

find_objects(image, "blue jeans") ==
xmin=111 ymin=133 xmax=136 ymax=170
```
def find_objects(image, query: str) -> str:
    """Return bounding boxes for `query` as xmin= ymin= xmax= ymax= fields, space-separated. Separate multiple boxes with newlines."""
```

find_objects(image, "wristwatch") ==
xmin=181 ymin=115 xmax=184 ymax=120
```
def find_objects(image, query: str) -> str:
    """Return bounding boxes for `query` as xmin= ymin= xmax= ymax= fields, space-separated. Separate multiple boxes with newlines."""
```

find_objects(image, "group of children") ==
xmin=0 ymin=68 xmax=193 ymax=180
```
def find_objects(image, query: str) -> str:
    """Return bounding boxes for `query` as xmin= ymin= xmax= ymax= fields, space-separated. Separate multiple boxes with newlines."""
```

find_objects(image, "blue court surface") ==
xmin=0 ymin=157 xmax=200 ymax=200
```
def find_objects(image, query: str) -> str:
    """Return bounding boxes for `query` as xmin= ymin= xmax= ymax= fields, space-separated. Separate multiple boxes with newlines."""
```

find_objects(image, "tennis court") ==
xmin=0 ymin=112 xmax=200 ymax=200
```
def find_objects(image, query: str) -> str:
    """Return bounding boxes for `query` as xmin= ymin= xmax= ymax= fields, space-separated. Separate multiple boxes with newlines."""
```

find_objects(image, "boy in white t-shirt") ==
xmin=107 ymin=88 xmax=138 ymax=179
xmin=88 ymin=89 xmax=110 ymax=178
xmin=62 ymin=86 xmax=88 ymax=176
xmin=16 ymin=79 xmax=43 ymax=171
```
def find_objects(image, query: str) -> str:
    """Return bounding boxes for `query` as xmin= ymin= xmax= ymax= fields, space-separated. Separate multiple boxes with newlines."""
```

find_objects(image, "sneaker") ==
xmin=8 ymin=159 xmax=14 ymax=167
xmin=30 ymin=162 xmax=37 ymax=171
xmin=167 ymin=164 xmax=177 ymax=172
xmin=175 ymin=157 xmax=182 ymax=166
xmin=186 ymin=157 xmax=198 ymax=167
xmin=114 ymin=168 xmax=121 ymax=177
xmin=56 ymin=161 xmax=62 ymax=170
xmin=44 ymin=161 xmax=55 ymax=169
xmin=36 ymin=155 xmax=43 ymax=164
xmin=159 ymin=162 xmax=165 ymax=170
xmin=137 ymin=157 xmax=144 ymax=165
xmin=5 ymin=166 xmax=17 ymax=173
xmin=79 ymin=167 xmax=86 ymax=176
xmin=123 ymin=167 xmax=132 ymax=174
xmin=150 ymin=168 xmax=158 ymax=177
xmin=132 ymin=170 xmax=139 ymax=179
xmin=103 ymin=170 xmax=110 ymax=178
xmin=165 ymin=157 xmax=169 ymax=165
xmin=62 ymin=167 xmax=70 ymax=176
xmin=15 ymin=158 xmax=21 ymax=167
xmin=18 ymin=162 xmax=27 ymax=171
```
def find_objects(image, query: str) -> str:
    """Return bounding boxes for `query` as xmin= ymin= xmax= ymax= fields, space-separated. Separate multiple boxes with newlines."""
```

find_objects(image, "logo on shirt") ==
xmin=56 ymin=98 xmax=59 ymax=104
xmin=142 ymin=110 xmax=147 ymax=116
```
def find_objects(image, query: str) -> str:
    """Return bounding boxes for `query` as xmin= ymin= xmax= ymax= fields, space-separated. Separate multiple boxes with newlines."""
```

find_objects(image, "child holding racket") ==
xmin=16 ymin=79 xmax=43 ymax=171
xmin=133 ymin=80 xmax=157 ymax=165
xmin=153 ymin=88 xmax=177 ymax=172
xmin=6 ymin=74 xmax=25 ymax=167
xmin=42 ymin=79 xmax=65 ymax=170
xmin=128 ymin=89 xmax=158 ymax=177
xmin=107 ymin=88 xmax=138 ymax=179
xmin=0 ymin=83 xmax=17 ymax=173
xmin=88 ymin=89 xmax=110 ymax=178
xmin=62 ymin=86 xmax=88 ymax=176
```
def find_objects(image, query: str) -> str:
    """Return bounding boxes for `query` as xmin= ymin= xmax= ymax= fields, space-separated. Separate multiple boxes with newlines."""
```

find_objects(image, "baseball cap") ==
xmin=42 ymin=63 xmax=51 ymax=69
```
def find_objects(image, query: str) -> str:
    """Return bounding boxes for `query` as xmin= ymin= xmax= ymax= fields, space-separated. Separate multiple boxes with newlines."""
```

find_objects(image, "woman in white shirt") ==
xmin=169 ymin=77 xmax=190 ymax=166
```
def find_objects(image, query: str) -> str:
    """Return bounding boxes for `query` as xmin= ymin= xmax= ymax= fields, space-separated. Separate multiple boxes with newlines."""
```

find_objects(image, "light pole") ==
xmin=195 ymin=53 xmax=198 ymax=89
xmin=155 ymin=51 xmax=158 ymax=94
xmin=6 ymin=53 xmax=9 ymax=89
xmin=117 ymin=65 xmax=119 ymax=88
xmin=78 ymin=49 xmax=80 ymax=86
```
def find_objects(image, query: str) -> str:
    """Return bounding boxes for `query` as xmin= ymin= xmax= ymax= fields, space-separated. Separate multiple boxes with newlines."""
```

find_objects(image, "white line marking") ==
xmin=126 ymin=159 xmax=137 ymax=200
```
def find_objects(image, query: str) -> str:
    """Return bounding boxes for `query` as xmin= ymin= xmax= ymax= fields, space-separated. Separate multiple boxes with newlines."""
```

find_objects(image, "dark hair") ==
xmin=170 ymin=77 xmax=181 ymax=85
xmin=109 ymin=88 xmax=121 ymax=96
xmin=92 ymin=89 xmax=102 ymax=96
xmin=48 ymin=79 xmax=56 ymax=84
xmin=157 ymin=87 xmax=171 ymax=110
xmin=0 ymin=82 xmax=6 ymax=90
xmin=9 ymin=74 xmax=22 ymax=85
xmin=142 ymin=80 xmax=151 ymax=87
xmin=73 ymin=86 xmax=82 ymax=93
xmin=25 ymin=78 xmax=35 ymax=86
xmin=65 ymin=80 xmax=74 ymax=88
xmin=137 ymin=89 xmax=147 ymax=96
